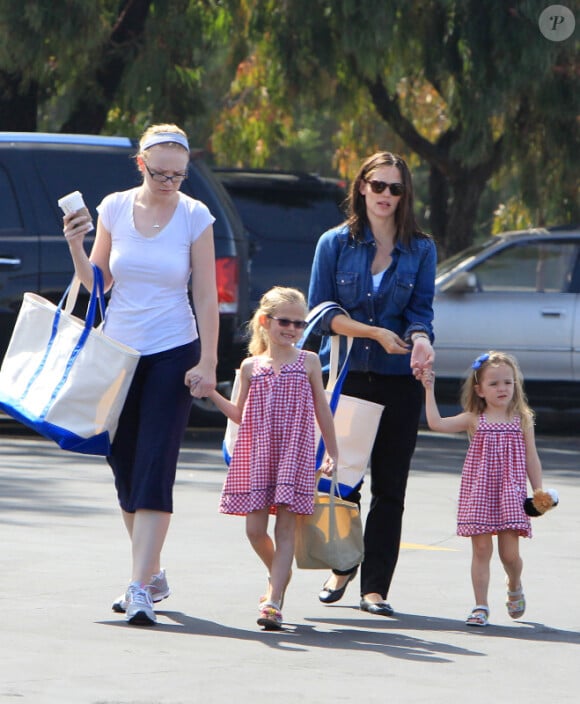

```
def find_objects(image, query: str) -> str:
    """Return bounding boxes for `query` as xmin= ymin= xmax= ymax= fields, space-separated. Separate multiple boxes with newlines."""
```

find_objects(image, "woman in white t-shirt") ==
xmin=63 ymin=124 xmax=219 ymax=626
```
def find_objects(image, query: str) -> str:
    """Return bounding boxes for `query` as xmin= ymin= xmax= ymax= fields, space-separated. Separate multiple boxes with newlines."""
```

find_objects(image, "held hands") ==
xmin=184 ymin=360 xmax=217 ymax=398
xmin=319 ymin=453 xmax=337 ymax=477
xmin=410 ymin=336 xmax=435 ymax=379
xmin=420 ymin=368 xmax=435 ymax=389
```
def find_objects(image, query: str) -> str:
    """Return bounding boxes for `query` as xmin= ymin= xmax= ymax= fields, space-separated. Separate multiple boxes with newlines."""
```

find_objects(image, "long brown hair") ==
xmin=345 ymin=151 xmax=426 ymax=246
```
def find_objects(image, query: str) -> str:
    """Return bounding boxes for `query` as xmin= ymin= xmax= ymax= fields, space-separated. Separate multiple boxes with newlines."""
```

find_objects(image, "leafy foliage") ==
xmin=0 ymin=0 xmax=576 ymax=249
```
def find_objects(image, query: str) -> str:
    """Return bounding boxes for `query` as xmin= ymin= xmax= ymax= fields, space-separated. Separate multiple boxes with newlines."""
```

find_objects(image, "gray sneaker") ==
xmin=112 ymin=569 xmax=171 ymax=613
xmin=125 ymin=583 xmax=156 ymax=626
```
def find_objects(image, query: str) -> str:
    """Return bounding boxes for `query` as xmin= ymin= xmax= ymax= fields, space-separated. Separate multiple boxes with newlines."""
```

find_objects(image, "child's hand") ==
xmin=420 ymin=368 xmax=435 ymax=389
xmin=319 ymin=454 xmax=336 ymax=477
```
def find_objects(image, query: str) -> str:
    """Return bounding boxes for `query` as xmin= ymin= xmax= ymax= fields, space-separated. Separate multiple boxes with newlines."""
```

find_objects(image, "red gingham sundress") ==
xmin=457 ymin=414 xmax=531 ymax=538
xmin=219 ymin=351 xmax=316 ymax=516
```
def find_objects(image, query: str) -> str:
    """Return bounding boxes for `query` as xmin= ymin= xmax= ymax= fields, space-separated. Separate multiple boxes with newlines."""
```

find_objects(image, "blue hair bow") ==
xmin=472 ymin=353 xmax=490 ymax=370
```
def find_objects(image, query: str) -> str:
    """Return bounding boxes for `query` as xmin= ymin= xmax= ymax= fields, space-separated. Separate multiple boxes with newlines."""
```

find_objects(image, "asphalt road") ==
xmin=0 ymin=426 xmax=578 ymax=703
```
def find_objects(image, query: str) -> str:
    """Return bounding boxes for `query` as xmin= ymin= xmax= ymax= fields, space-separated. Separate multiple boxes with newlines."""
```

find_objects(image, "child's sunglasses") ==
xmin=365 ymin=179 xmax=404 ymax=196
xmin=267 ymin=315 xmax=308 ymax=330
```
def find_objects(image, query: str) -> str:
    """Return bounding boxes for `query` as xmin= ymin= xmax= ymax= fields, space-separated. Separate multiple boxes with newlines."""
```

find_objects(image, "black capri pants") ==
xmin=107 ymin=340 xmax=200 ymax=513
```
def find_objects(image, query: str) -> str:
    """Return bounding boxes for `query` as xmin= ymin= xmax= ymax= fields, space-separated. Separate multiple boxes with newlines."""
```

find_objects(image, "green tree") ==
xmin=0 ymin=0 xmax=238 ymax=142
xmin=241 ymin=0 xmax=578 ymax=254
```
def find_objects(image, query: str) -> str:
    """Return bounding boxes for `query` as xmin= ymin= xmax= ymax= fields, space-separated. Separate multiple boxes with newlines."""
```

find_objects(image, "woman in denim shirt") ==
xmin=309 ymin=151 xmax=436 ymax=616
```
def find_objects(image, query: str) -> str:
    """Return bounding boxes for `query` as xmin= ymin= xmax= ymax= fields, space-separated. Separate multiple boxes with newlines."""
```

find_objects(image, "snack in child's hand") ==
xmin=524 ymin=488 xmax=559 ymax=517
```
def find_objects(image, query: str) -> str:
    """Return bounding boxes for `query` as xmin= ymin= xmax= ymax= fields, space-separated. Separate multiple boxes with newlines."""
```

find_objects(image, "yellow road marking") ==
xmin=401 ymin=542 xmax=458 ymax=552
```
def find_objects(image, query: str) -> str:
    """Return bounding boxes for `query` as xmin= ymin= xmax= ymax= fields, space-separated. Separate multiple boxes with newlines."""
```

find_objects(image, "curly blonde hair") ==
xmin=248 ymin=287 xmax=307 ymax=356
xmin=460 ymin=350 xmax=534 ymax=431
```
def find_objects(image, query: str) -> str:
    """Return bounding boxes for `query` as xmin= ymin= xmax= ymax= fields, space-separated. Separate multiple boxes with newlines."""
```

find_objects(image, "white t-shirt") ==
xmin=97 ymin=188 xmax=215 ymax=355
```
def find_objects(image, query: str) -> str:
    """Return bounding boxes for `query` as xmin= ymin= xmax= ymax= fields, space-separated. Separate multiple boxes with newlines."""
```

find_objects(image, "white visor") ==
xmin=141 ymin=132 xmax=190 ymax=152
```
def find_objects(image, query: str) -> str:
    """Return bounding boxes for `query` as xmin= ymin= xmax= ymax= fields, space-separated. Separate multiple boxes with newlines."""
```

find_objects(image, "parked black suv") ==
xmin=214 ymin=168 xmax=347 ymax=310
xmin=0 ymin=133 xmax=250 ymax=422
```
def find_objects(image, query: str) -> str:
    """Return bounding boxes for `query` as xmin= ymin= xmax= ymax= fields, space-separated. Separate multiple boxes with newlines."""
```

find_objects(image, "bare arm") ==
xmin=63 ymin=210 xmax=113 ymax=292
xmin=305 ymin=352 xmax=338 ymax=473
xmin=523 ymin=423 xmax=543 ymax=491
xmin=421 ymin=370 xmax=474 ymax=434
xmin=184 ymin=225 xmax=219 ymax=398
xmin=208 ymin=359 xmax=252 ymax=424
xmin=329 ymin=313 xmax=409 ymax=355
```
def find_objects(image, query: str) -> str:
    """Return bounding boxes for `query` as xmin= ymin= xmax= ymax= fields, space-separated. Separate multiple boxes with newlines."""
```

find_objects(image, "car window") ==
xmin=228 ymin=188 xmax=345 ymax=244
xmin=31 ymin=149 xmax=141 ymax=231
xmin=473 ymin=241 xmax=578 ymax=293
xmin=437 ymin=240 xmax=492 ymax=276
xmin=0 ymin=165 xmax=23 ymax=230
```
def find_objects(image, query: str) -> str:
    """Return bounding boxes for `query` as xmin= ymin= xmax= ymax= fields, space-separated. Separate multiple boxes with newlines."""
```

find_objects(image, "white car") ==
xmin=433 ymin=226 xmax=580 ymax=410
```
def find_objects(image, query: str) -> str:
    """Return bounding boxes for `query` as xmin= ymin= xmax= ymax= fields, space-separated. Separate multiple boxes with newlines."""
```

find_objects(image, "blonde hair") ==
xmin=248 ymin=287 xmax=307 ymax=355
xmin=138 ymin=123 xmax=188 ymax=161
xmin=460 ymin=350 xmax=534 ymax=431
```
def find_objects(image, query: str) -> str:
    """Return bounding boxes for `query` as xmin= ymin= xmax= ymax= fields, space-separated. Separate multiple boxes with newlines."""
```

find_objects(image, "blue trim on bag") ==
xmin=22 ymin=304 xmax=63 ymax=399
xmin=296 ymin=302 xmax=353 ymax=497
xmin=222 ymin=438 xmax=232 ymax=466
xmin=0 ymin=395 xmax=111 ymax=455
xmin=0 ymin=264 xmax=113 ymax=455
xmin=20 ymin=265 xmax=106 ymax=417
xmin=39 ymin=266 xmax=105 ymax=418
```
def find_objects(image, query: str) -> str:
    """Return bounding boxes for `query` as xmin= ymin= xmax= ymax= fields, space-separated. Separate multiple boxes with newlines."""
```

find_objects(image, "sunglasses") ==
xmin=267 ymin=315 xmax=308 ymax=330
xmin=365 ymin=179 xmax=404 ymax=196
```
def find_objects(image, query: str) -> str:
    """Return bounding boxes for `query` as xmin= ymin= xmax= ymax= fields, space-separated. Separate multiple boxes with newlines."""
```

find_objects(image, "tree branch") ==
xmin=60 ymin=0 xmax=152 ymax=133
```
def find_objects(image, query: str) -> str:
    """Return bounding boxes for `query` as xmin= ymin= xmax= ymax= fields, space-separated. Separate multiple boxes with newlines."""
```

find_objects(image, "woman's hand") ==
xmin=373 ymin=327 xmax=410 ymax=355
xmin=184 ymin=360 xmax=217 ymax=398
xmin=63 ymin=211 xmax=93 ymax=247
xmin=410 ymin=336 xmax=434 ymax=378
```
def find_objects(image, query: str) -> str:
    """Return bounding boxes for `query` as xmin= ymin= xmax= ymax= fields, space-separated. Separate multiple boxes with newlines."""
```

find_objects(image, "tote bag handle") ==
xmin=62 ymin=264 xmax=106 ymax=323
xmin=297 ymin=301 xmax=355 ymax=478
xmin=21 ymin=264 xmax=107 ymax=404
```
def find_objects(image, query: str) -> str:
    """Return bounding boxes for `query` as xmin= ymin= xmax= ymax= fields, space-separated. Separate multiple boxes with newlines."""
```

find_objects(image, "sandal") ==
xmin=466 ymin=605 xmax=489 ymax=627
xmin=506 ymin=581 xmax=526 ymax=619
xmin=257 ymin=601 xmax=283 ymax=631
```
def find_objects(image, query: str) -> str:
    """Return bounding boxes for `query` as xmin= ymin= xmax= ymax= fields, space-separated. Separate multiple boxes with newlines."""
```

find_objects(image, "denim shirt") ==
xmin=308 ymin=224 xmax=436 ymax=376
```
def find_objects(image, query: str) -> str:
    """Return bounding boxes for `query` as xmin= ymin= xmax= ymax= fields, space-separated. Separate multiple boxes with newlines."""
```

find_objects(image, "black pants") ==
xmin=335 ymin=372 xmax=423 ymax=600
xmin=107 ymin=340 xmax=200 ymax=513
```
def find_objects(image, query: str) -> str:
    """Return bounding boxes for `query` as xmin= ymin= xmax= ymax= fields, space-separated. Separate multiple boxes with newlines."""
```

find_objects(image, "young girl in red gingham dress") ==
xmin=421 ymin=351 xmax=544 ymax=627
xmin=209 ymin=287 xmax=338 ymax=630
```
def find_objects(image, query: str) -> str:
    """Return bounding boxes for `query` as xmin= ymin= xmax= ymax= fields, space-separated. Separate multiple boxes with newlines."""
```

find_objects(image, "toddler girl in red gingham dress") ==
xmin=209 ymin=287 xmax=338 ymax=631
xmin=421 ymin=351 xmax=544 ymax=627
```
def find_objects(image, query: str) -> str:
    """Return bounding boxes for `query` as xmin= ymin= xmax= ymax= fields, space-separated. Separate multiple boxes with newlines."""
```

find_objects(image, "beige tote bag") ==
xmin=0 ymin=265 xmax=139 ymax=454
xmin=295 ymin=471 xmax=364 ymax=570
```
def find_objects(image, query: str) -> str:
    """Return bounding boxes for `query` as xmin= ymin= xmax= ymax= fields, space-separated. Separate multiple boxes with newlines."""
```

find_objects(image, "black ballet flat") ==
xmin=318 ymin=567 xmax=358 ymax=604
xmin=360 ymin=598 xmax=394 ymax=617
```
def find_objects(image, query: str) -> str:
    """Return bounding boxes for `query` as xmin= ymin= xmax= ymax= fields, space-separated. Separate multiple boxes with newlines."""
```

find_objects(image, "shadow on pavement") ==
xmin=308 ymin=609 xmax=580 ymax=644
xmin=97 ymin=610 xmax=484 ymax=662
xmin=97 ymin=606 xmax=580 ymax=660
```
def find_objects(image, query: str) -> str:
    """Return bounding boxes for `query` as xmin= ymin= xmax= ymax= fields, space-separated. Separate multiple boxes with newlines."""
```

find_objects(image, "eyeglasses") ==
xmin=365 ymin=179 xmax=404 ymax=196
xmin=267 ymin=315 xmax=308 ymax=330
xmin=145 ymin=163 xmax=188 ymax=183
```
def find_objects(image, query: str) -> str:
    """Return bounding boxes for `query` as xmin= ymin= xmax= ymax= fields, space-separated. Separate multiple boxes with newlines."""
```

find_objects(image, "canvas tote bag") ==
xmin=222 ymin=367 xmax=240 ymax=465
xmin=0 ymin=265 xmax=140 ymax=455
xmin=295 ymin=470 xmax=364 ymax=570
xmin=297 ymin=301 xmax=385 ymax=496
